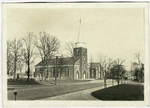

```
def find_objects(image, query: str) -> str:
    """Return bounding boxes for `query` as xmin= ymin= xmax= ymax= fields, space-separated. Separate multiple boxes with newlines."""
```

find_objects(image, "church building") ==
xmin=35 ymin=19 xmax=89 ymax=80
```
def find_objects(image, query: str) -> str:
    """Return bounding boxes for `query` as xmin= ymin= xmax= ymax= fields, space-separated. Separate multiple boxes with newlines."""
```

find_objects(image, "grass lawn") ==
xmin=7 ymin=79 xmax=41 ymax=85
xmin=8 ymin=82 xmax=103 ymax=100
xmin=7 ymin=79 xmax=92 ymax=91
xmin=91 ymin=84 xmax=144 ymax=100
xmin=37 ymin=79 xmax=91 ymax=85
xmin=8 ymin=79 xmax=91 ymax=85
xmin=7 ymin=79 xmax=43 ymax=90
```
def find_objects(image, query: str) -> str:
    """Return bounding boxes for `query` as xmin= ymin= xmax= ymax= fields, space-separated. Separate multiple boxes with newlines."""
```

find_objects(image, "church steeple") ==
xmin=75 ymin=19 xmax=86 ymax=48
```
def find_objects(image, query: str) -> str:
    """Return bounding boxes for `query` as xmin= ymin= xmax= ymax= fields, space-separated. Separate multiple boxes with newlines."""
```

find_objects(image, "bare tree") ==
xmin=17 ymin=60 xmax=24 ymax=78
xmin=98 ymin=53 xmax=115 ymax=87
xmin=64 ymin=41 xmax=75 ymax=57
xmin=99 ymin=54 xmax=107 ymax=76
xmin=7 ymin=40 xmax=13 ymax=75
xmin=22 ymin=32 xmax=36 ymax=81
xmin=10 ymin=38 xmax=23 ymax=79
xmin=134 ymin=53 xmax=141 ymax=66
xmin=64 ymin=41 xmax=75 ymax=80
xmin=99 ymin=53 xmax=108 ymax=88
xmin=35 ymin=31 xmax=60 ymax=81
xmin=114 ymin=58 xmax=125 ymax=85
xmin=133 ymin=53 xmax=144 ymax=81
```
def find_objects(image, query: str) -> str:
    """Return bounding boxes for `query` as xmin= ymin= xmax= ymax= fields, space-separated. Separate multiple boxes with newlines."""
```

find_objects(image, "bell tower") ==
xmin=74 ymin=19 xmax=88 ymax=79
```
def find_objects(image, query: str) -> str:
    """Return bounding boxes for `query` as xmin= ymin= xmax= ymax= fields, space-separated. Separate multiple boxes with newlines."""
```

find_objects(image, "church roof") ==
xmin=35 ymin=57 xmax=79 ymax=67
xmin=90 ymin=62 xmax=100 ymax=68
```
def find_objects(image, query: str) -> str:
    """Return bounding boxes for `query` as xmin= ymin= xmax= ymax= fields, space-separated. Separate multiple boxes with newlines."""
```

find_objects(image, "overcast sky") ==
xmin=6 ymin=6 xmax=145 ymax=70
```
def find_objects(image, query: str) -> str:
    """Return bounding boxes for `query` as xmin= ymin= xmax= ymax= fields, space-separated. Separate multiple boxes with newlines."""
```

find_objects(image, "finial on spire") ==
xmin=79 ymin=19 xmax=81 ymax=24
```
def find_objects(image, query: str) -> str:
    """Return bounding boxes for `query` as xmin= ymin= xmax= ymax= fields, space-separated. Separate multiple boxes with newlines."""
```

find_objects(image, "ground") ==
xmin=7 ymin=79 xmax=144 ymax=100
xmin=38 ymin=80 xmax=115 ymax=100
xmin=7 ymin=79 xmax=103 ymax=100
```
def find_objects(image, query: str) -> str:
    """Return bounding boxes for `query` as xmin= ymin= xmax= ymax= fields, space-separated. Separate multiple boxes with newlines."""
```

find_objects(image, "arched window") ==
xmin=92 ymin=70 xmax=94 ymax=77
xmin=84 ymin=58 xmax=86 ymax=63
xmin=84 ymin=49 xmax=86 ymax=55
xmin=83 ymin=71 xmax=86 ymax=79
xmin=51 ymin=68 xmax=53 ymax=77
xmin=77 ymin=49 xmax=79 ymax=55
xmin=52 ymin=67 xmax=55 ymax=77
xmin=58 ymin=68 xmax=61 ymax=77
xmin=76 ymin=71 xmax=79 ymax=79
xmin=65 ymin=67 xmax=69 ymax=77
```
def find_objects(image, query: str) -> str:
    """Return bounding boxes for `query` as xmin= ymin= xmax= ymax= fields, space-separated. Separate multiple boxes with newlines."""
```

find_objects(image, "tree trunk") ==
xmin=27 ymin=62 xmax=30 ymax=82
xmin=117 ymin=68 xmax=119 ymax=86
xmin=117 ymin=74 xmax=119 ymax=85
xmin=104 ymin=71 xmax=106 ymax=88
xmin=42 ymin=61 xmax=45 ymax=81
xmin=47 ymin=66 xmax=49 ymax=80
xmin=131 ymin=71 xmax=132 ymax=80
xmin=104 ymin=77 xmax=106 ymax=88
xmin=42 ymin=72 xmax=44 ymax=81
xmin=100 ymin=71 xmax=101 ymax=79
xmin=117 ymin=79 xmax=119 ymax=85
xmin=7 ymin=69 xmax=9 ymax=75
xmin=45 ymin=64 xmax=49 ymax=81
xmin=14 ymin=60 xmax=16 ymax=79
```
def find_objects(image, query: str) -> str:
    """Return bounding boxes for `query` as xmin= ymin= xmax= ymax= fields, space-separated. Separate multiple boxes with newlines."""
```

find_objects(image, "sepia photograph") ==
xmin=2 ymin=2 xmax=149 ymax=107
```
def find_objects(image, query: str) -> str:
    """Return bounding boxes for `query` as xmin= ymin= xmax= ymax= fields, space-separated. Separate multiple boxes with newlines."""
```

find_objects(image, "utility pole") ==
xmin=55 ymin=56 xmax=58 ymax=85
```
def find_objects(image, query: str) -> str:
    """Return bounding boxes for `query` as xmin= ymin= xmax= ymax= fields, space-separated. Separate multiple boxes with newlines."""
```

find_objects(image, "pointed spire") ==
xmin=77 ymin=19 xmax=82 ymax=42
xmin=76 ymin=19 xmax=86 ymax=48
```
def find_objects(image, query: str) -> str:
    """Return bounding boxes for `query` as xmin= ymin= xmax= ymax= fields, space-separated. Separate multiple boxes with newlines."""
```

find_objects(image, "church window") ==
xmin=58 ymin=68 xmax=61 ymax=77
xmin=83 ymin=49 xmax=86 ymax=56
xmin=76 ymin=71 xmax=79 ymax=79
xmin=84 ymin=58 xmax=86 ymax=63
xmin=83 ymin=71 xmax=86 ymax=79
xmin=92 ymin=70 xmax=94 ymax=77
xmin=84 ymin=64 xmax=86 ymax=69
xmin=77 ymin=49 xmax=79 ymax=55
xmin=65 ymin=67 xmax=69 ymax=77
xmin=51 ymin=68 xmax=54 ymax=77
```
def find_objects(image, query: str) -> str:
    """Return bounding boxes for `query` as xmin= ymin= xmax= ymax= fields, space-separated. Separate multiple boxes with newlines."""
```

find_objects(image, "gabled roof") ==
xmin=90 ymin=62 xmax=100 ymax=68
xmin=35 ymin=57 xmax=79 ymax=66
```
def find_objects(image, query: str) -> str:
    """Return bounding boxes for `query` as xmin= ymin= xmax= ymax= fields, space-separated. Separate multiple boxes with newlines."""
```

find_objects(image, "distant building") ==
xmin=89 ymin=62 xmax=104 ymax=79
